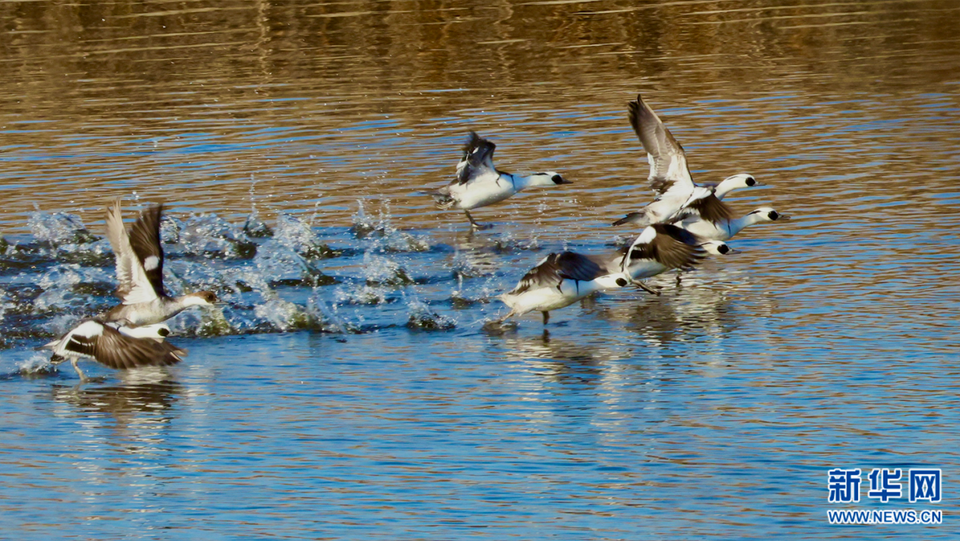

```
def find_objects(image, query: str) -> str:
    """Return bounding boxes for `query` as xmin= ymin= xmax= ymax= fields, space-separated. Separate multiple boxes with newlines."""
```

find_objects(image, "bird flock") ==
xmin=42 ymin=93 xmax=788 ymax=379
xmin=437 ymin=93 xmax=788 ymax=326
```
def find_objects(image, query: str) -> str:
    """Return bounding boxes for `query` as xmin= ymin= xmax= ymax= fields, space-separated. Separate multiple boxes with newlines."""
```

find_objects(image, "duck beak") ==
xmin=725 ymin=247 xmax=742 ymax=255
xmin=779 ymin=214 xmax=792 ymax=221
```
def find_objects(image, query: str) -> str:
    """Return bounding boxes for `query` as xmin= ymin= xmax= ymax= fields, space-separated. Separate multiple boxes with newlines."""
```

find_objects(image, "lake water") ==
xmin=1 ymin=0 xmax=959 ymax=538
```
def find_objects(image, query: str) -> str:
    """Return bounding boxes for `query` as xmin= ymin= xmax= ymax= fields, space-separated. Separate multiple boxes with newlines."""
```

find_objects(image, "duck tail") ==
xmin=612 ymin=212 xmax=645 ymax=227
xmin=432 ymin=187 xmax=456 ymax=209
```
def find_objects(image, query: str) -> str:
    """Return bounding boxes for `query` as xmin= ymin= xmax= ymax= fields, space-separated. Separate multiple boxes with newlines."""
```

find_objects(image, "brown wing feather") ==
xmin=628 ymin=94 xmax=692 ymax=190
xmin=645 ymin=224 xmax=705 ymax=270
xmin=128 ymin=204 xmax=166 ymax=297
xmin=457 ymin=132 xmax=498 ymax=185
xmin=553 ymin=252 xmax=604 ymax=283
xmin=93 ymin=326 xmax=186 ymax=369
xmin=511 ymin=252 xmax=606 ymax=294
xmin=61 ymin=323 xmax=186 ymax=370
xmin=688 ymin=194 xmax=734 ymax=224
xmin=649 ymin=178 xmax=676 ymax=195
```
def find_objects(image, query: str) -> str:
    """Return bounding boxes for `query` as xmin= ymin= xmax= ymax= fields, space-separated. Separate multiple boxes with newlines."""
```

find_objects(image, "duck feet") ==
xmin=465 ymin=211 xmax=492 ymax=230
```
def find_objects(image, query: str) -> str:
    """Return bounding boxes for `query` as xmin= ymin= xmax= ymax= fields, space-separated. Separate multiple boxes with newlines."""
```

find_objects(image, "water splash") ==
xmin=362 ymin=252 xmax=415 ymax=287
xmin=177 ymin=213 xmax=257 ymax=259
xmin=306 ymin=290 xmax=355 ymax=333
xmin=351 ymin=200 xmax=431 ymax=252
xmin=274 ymin=213 xmax=338 ymax=258
xmin=253 ymin=296 xmax=320 ymax=332
xmin=161 ymin=215 xmax=182 ymax=244
xmin=490 ymin=230 xmax=540 ymax=254
xmin=244 ymin=213 xmax=274 ymax=238
xmin=351 ymin=199 xmax=377 ymax=238
xmin=244 ymin=176 xmax=274 ymax=238
xmin=449 ymin=250 xmax=498 ymax=280
xmin=334 ymin=284 xmax=390 ymax=306
xmin=167 ymin=305 xmax=236 ymax=337
xmin=253 ymin=241 xmax=334 ymax=287
xmin=17 ymin=352 xmax=57 ymax=377
xmin=34 ymin=264 xmax=91 ymax=315
xmin=405 ymin=293 xmax=456 ymax=331
xmin=27 ymin=210 xmax=98 ymax=246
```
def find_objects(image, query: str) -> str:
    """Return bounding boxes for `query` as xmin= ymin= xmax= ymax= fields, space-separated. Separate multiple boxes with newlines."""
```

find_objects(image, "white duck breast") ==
xmin=612 ymin=94 xmax=712 ymax=227
xmin=499 ymin=251 xmax=626 ymax=324
xmin=445 ymin=174 xmax=516 ymax=210
xmin=435 ymin=131 xmax=569 ymax=229
xmin=102 ymin=200 xmax=218 ymax=326
xmin=681 ymin=207 xmax=790 ymax=241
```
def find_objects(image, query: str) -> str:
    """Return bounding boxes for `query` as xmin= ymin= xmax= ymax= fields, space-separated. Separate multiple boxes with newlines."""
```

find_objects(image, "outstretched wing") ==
xmin=670 ymin=193 xmax=734 ymax=225
xmin=57 ymin=321 xmax=186 ymax=370
xmin=456 ymin=131 xmax=498 ymax=185
xmin=628 ymin=94 xmax=694 ymax=196
xmin=689 ymin=194 xmax=734 ymax=223
xmin=511 ymin=252 xmax=605 ymax=294
xmin=128 ymin=204 xmax=166 ymax=297
xmin=105 ymin=200 xmax=160 ymax=305
xmin=630 ymin=224 xmax=705 ymax=270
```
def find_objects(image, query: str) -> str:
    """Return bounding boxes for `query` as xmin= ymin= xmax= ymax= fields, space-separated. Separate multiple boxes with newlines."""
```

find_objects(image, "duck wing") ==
xmin=641 ymin=224 xmax=705 ymax=270
xmin=106 ymin=200 xmax=160 ymax=305
xmin=128 ymin=204 xmax=166 ymax=298
xmin=671 ymin=193 xmax=734 ymax=225
xmin=628 ymin=94 xmax=694 ymax=197
xmin=56 ymin=321 xmax=186 ymax=370
xmin=455 ymin=131 xmax=498 ymax=185
xmin=511 ymin=252 xmax=605 ymax=294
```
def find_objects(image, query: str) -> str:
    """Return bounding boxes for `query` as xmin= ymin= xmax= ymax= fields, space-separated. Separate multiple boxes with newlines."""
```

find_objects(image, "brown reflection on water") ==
xmin=0 ymin=0 xmax=958 ymax=234
xmin=50 ymin=369 xmax=181 ymax=429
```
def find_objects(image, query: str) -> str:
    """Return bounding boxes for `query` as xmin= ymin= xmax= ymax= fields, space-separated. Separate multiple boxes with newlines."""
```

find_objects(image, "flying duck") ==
xmin=679 ymin=207 xmax=790 ymax=242
xmin=434 ymin=131 xmax=570 ymax=229
xmin=655 ymin=171 xmax=763 ymax=233
xmin=43 ymin=321 xmax=186 ymax=381
xmin=102 ymin=200 xmax=217 ymax=326
xmin=497 ymin=224 xmax=707 ymax=325
xmin=611 ymin=94 xmax=714 ymax=227
xmin=609 ymin=224 xmax=708 ymax=293
xmin=497 ymin=251 xmax=628 ymax=325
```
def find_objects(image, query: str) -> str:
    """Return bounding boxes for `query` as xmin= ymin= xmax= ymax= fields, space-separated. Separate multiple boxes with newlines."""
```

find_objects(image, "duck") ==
xmin=635 ymin=225 xmax=739 ymax=286
xmin=679 ymin=207 xmax=790 ymax=242
xmin=653 ymin=172 xmax=760 ymax=203
xmin=101 ymin=200 xmax=218 ymax=326
xmin=497 ymin=252 xmax=627 ymax=325
xmin=434 ymin=131 xmax=570 ymax=229
xmin=43 ymin=321 xmax=186 ymax=381
xmin=498 ymin=224 xmax=706 ymax=325
xmin=611 ymin=94 xmax=714 ymax=227
xmin=609 ymin=223 xmax=708 ymax=294
xmin=659 ymin=171 xmax=764 ymax=233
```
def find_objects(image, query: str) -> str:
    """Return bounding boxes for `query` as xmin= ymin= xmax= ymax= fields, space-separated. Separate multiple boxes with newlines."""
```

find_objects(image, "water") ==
xmin=1 ymin=0 xmax=960 ymax=537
